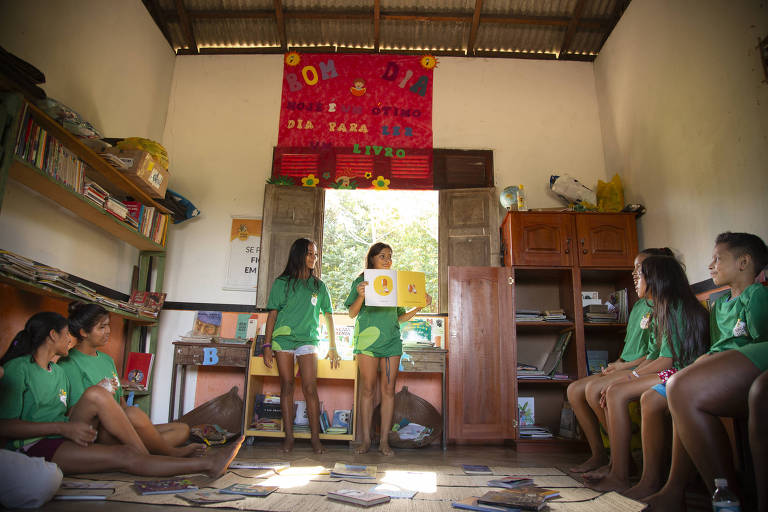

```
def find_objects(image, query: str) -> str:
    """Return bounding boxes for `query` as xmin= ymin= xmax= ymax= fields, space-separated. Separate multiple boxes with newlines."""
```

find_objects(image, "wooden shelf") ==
xmin=0 ymin=273 xmax=157 ymax=325
xmin=517 ymin=378 xmax=574 ymax=385
xmin=9 ymin=159 xmax=165 ymax=251
xmin=584 ymin=322 xmax=628 ymax=328
xmin=243 ymin=429 xmax=354 ymax=441
xmin=516 ymin=321 xmax=574 ymax=328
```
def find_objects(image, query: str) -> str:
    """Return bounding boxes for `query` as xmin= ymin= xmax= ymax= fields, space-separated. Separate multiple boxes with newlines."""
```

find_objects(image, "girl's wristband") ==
xmin=632 ymin=370 xmax=640 ymax=378
xmin=262 ymin=343 xmax=272 ymax=349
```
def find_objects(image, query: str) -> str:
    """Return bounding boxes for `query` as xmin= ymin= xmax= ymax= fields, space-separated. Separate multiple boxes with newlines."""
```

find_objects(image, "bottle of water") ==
xmin=712 ymin=478 xmax=741 ymax=511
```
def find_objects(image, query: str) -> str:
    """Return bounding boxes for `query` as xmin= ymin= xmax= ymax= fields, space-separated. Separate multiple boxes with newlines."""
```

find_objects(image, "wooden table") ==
xmin=399 ymin=348 xmax=448 ymax=450
xmin=168 ymin=341 xmax=252 ymax=426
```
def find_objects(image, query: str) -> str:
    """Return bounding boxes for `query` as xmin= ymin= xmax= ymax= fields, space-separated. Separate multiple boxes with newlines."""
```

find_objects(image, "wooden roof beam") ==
xmin=373 ymin=0 xmax=381 ymax=52
xmin=274 ymin=0 xmax=287 ymax=51
xmin=466 ymin=0 xmax=483 ymax=56
xmin=558 ymin=0 xmax=587 ymax=59
xmin=174 ymin=0 xmax=198 ymax=54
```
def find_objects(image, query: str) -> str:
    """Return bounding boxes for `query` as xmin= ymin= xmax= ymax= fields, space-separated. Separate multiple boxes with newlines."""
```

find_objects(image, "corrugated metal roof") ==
xmin=144 ymin=0 xmax=630 ymax=60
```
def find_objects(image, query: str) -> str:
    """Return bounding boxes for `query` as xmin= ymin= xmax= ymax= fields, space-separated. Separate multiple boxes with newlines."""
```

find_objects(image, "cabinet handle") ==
xmin=581 ymin=239 xmax=588 ymax=254
xmin=564 ymin=238 xmax=571 ymax=254
xmin=508 ymin=277 xmax=515 ymax=285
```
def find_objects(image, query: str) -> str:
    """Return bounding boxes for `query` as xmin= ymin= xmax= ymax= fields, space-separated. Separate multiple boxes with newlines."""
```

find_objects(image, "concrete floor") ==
xmin=35 ymin=439 xmax=709 ymax=511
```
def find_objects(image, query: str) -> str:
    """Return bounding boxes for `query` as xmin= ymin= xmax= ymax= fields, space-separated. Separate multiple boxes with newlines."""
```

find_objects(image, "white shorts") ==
xmin=275 ymin=344 xmax=317 ymax=357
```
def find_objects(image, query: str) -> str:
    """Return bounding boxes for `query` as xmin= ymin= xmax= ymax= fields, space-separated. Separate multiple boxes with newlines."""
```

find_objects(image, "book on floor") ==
xmin=477 ymin=489 xmax=547 ymax=510
xmin=327 ymin=489 xmax=391 ymax=507
xmin=218 ymin=483 xmax=279 ymax=496
xmin=54 ymin=488 xmax=114 ymax=500
xmin=176 ymin=490 xmax=246 ymax=504
xmin=461 ymin=464 xmax=493 ymax=475
xmin=330 ymin=462 xmax=377 ymax=479
xmin=452 ymin=496 xmax=520 ymax=511
xmin=370 ymin=483 xmax=417 ymax=499
xmin=133 ymin=478 xmax=198 ymax=495
xmin=487 ymin=476 xmax=534 ymax=489
xmin=229 ymin=461 xmax=289 ymax=471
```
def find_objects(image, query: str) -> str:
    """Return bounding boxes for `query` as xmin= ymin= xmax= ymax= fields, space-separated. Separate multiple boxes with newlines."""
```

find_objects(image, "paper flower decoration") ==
xmin=301 ymin=174 xmax=319 ymax=187
xmin=372 ymin=176 xmax=390 ymax=190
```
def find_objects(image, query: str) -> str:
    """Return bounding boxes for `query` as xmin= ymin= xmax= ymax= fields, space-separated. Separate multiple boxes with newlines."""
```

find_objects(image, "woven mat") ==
xmin=65 ymin=461 xmax=647 ymax=511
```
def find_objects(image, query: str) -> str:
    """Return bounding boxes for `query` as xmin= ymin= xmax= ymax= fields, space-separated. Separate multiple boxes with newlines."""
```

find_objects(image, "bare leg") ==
xmin=585 ymin=374 xmax=659 ymax=492
xmin=749 ymin=370 xmax=768 ymax=512
xmin=123 ymin=407 xmax=204 ymax=457
xmin=624 ymin=388 xmax=670 ymax=499
xmin=643 ymin=425 xmax=694 ymax=510
xmin=275 ymin=351 xmax=296 ymax=453
xmin=297 ymin=352 xmax=325 ymax=454
xmin=377 ymin=355 xmax=400 ymax=456
xmin=355 ymin=354 xmax=379 ymax=454
xmin=69 ymin=386 xmax=148 ymax=455
xmin=52 ymin=436 xmax=244 ymax=478
xmin=668 ymin=352 xmax=758 ymax=496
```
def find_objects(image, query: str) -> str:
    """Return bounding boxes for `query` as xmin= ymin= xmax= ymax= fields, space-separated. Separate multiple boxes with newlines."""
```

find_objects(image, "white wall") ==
xmin=0 ymin=0 xmax=176 ymax=291
xmin=594 ymin=0 xmax=768 ymax=282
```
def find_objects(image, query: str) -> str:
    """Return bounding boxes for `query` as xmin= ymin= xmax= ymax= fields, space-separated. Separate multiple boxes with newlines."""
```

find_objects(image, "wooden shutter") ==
xmin=438 ymin=187 xmax=500 ymax=311
xmin=256 ymin=184 xmax=325 ymax=308
xmin=433 ymin=149 xmax=493 ymax=189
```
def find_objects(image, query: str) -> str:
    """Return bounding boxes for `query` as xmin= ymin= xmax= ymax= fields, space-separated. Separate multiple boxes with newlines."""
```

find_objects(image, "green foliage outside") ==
xmin=321 ymin=189 xmax=439 ymax=313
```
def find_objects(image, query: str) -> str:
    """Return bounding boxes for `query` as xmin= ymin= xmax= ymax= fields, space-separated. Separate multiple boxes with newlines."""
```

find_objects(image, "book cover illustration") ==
xmin=461 ymin=464 xmax=493 ymax=475
xmin=517 ymin=397 xmax=535 ymax=426
xmin=586 ymin=349 xmax=609 ymax=375
xmin=176 ymin=490 xmax=246 ymax=503
xmin=123 ymin=352 xmax=154 ymax=389
xmin=219 ymin=483 xmax=279 ymax=496
xmin=363 ymin=269 xmax=426 ymax=308
xmin=477 ymin=489 xmax=547 ymax=510
xmin=133 ymin=478 xmax=197 ymax=495
xmin=330 ymin=409 xmax=352 ymax=433
xmin=193 ymin=310 xmax=222 ymax=337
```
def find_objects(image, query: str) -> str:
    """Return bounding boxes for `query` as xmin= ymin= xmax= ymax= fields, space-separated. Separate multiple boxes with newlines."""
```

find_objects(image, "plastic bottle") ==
xmin=516 ymin=184 xmax=528 ymax=211
xmin=712 ymin=478 xmax=741 ymax=511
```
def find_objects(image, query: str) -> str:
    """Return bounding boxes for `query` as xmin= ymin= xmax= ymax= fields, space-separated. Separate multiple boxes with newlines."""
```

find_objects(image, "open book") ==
xmin=363 ymin=269 xmax=426 ymax=308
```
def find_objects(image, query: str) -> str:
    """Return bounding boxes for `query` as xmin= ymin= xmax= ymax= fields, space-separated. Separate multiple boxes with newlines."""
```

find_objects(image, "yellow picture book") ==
xmin=363 ymin=270 xmax=426 ymax=308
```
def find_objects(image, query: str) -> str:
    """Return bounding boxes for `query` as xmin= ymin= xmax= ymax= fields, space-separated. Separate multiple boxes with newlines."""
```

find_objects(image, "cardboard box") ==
xmin=104 ymin=148 xmax=169 ymax=199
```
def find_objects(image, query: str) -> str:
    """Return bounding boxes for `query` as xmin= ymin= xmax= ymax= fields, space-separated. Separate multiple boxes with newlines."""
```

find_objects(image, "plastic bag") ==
xmin=596 ymin=174 xmax=624 ymax=212
xmin=549 ymin=174 xmax=596 ymax=209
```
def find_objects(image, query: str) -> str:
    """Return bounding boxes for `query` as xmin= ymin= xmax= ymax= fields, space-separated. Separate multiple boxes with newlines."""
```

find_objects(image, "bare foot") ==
xmin=569 ymin=454 xmax=608 ymax=473
xmin=171 ymin=443 xmax=207 ymax=457
xmin=311 ymin=437 xmax=326 ymax=454
xmin=378 ymin=444 xmax=394 ymax=456
xmin=643 ymin=489 xmax=687 ymax=511
xmin=354 ymin=441 xmax=370 ymax=454
xmin=623 ymin=480 xmax=663 ymax=500
xmin=584 ymin=472 xmax=630 ymax=493
xmin=205 ymin=436 xmax=244 ymax=479
xmin=281 ymin=436 xmax=294 ymax=453
xmin=582 ymin=463 xmax=611 ymax=480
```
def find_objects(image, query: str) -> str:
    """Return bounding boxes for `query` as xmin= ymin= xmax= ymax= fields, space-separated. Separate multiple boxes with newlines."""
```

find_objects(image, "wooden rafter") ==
xmin=467 ymin=0 xmax=483 ymax=56
xmin=174 ymin=0 xmax=197 ymax=54
xmin=558 ymin=0 xmax=587 ymax=58
xmin=274 ymin=0 xmax=287 ymax=51
xmin=373 ymin=0 xmax=381 ymax=52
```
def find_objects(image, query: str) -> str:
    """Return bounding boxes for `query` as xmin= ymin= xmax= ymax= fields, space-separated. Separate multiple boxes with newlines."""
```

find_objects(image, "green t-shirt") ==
xmin=709 ymin=283 xmax=768 ymax=353
xmin=620 ymin=299 xmax=653 ymax=362
xmin=266 ymin=275 xmax=333 ymax=350
xmin=58 ymin=348 xmax=123 ymax=404
xmin=0 ymin=356 xmax=70 ymax=449
xmin=646 ymin=303 xmax=689 ymax=369
xmin=345 ymin=275 xmax=407 ymax=357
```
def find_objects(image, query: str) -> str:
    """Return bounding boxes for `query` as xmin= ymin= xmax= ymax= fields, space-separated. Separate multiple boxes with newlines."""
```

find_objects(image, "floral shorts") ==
xmin=657 ymin=367 xmax=678 ymax=383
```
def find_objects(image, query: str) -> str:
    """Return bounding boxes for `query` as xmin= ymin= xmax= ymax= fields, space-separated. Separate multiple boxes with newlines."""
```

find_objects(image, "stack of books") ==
xmin=518 ymin=425 xmax=553 ymax=439
xmin=487 ymin=476 xmax=534 ymax=489
xmin=83 ymin=180 xmax=108 ymax=208
xmin=105 ymin=196 xmax=129 ymax=221
xmin=128 ymin=291 xmax=166 ymax=318
xmin=584 ymin=303 xmax=618 ymax=323
xmin=543 ymin=309 xmax=567 ymax=322
xmin=516 ymin=330 xmax=572 ymax=380
xmin=253 ymin=418 xmax=282 ymax=432
xmin=612 ymin=288 xmax=629 ymax=323
xmin=515 ymin=309 xmax=543 ymax=322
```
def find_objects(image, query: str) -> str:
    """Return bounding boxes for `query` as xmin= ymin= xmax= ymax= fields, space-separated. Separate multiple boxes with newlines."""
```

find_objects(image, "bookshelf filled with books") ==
xmin=0 ymin=93 xmax=168 ymax=414
xmin=243 ymin=351 xmax=359 ymax=442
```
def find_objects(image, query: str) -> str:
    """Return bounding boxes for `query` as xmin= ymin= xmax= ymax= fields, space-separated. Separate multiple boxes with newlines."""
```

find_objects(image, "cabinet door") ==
xmin=575 ymin=214 xmax=638 ymax=268
xmin=256 ymin=185 xmax=325 ymax=308
xmin=448 ymin=266 xmax=515 ymax=441
xmin=505 ymin=213 xmax=575 ymax=267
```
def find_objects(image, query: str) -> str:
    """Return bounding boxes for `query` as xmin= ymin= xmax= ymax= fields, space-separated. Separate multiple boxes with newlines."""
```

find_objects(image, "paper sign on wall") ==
xmin=363 ymin=269 xmax=426 ymax=308
xmin=224 ymin=217 xmax=262 ymax=291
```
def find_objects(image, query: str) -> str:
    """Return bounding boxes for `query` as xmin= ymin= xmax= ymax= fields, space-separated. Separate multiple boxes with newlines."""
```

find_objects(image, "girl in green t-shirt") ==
xmin=568 ymin=248 xmax=673 ymax=475
xmin=61 ymin=302 xmax=204 ymax=457
xmin=0 ymin=312 xmax=243 ymax=477
xmin=345 ymin=242 xmax=432 ymax=455
xmin=263 ymin=238 xmax=339 ymax=454
xmin=586 ymin=256 xmax=709 ymax=494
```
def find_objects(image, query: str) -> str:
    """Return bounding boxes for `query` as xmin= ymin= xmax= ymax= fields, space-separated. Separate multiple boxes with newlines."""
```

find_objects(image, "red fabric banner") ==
xmin=275 ymin=53 xmax=434 ymax=190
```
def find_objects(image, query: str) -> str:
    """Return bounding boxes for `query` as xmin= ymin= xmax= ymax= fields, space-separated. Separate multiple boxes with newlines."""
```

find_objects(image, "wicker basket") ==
xmin=180 ymin=386 xmax=243 ymax=435
xmin=372 ymin=386 xmax=442 ymax=448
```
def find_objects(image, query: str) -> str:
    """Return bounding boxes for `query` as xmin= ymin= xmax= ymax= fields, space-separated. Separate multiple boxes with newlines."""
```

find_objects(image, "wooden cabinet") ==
xmin=501 ymin=211 xmax=638 ymax=268
xmin=447 ymin=266 xmax=516 ymax=442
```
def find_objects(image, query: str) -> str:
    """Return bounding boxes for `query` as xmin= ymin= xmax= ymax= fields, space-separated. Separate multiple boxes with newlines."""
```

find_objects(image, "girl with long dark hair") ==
xmin=345 ymin=242 xmax=432 ymax=455
xmin=0 ymin=312 xmax=243 ymax=477
xmin=59 ymin=301 xmax=204 ymax=456
xmin=263 ymin=238 xmax=339 ymax=453
xmin=585 ymin=255 xmax=709 ymax=493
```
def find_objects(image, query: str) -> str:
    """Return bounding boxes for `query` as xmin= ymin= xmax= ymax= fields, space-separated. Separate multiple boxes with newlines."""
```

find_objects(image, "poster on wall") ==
xmin=223 ymin=217 xmax=262 ymax=291
xmin=274 ymin=52 xmax=435 ymax=190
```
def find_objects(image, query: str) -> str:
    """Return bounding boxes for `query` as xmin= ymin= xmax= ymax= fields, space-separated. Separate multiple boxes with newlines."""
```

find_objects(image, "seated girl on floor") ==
xmin=0 ymin=311 xmax=242 ymax=477
xmin=59 ymin=301 xmax=204 ymax=457
xmin=585 ymin=255 xmax=709 ymax=493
